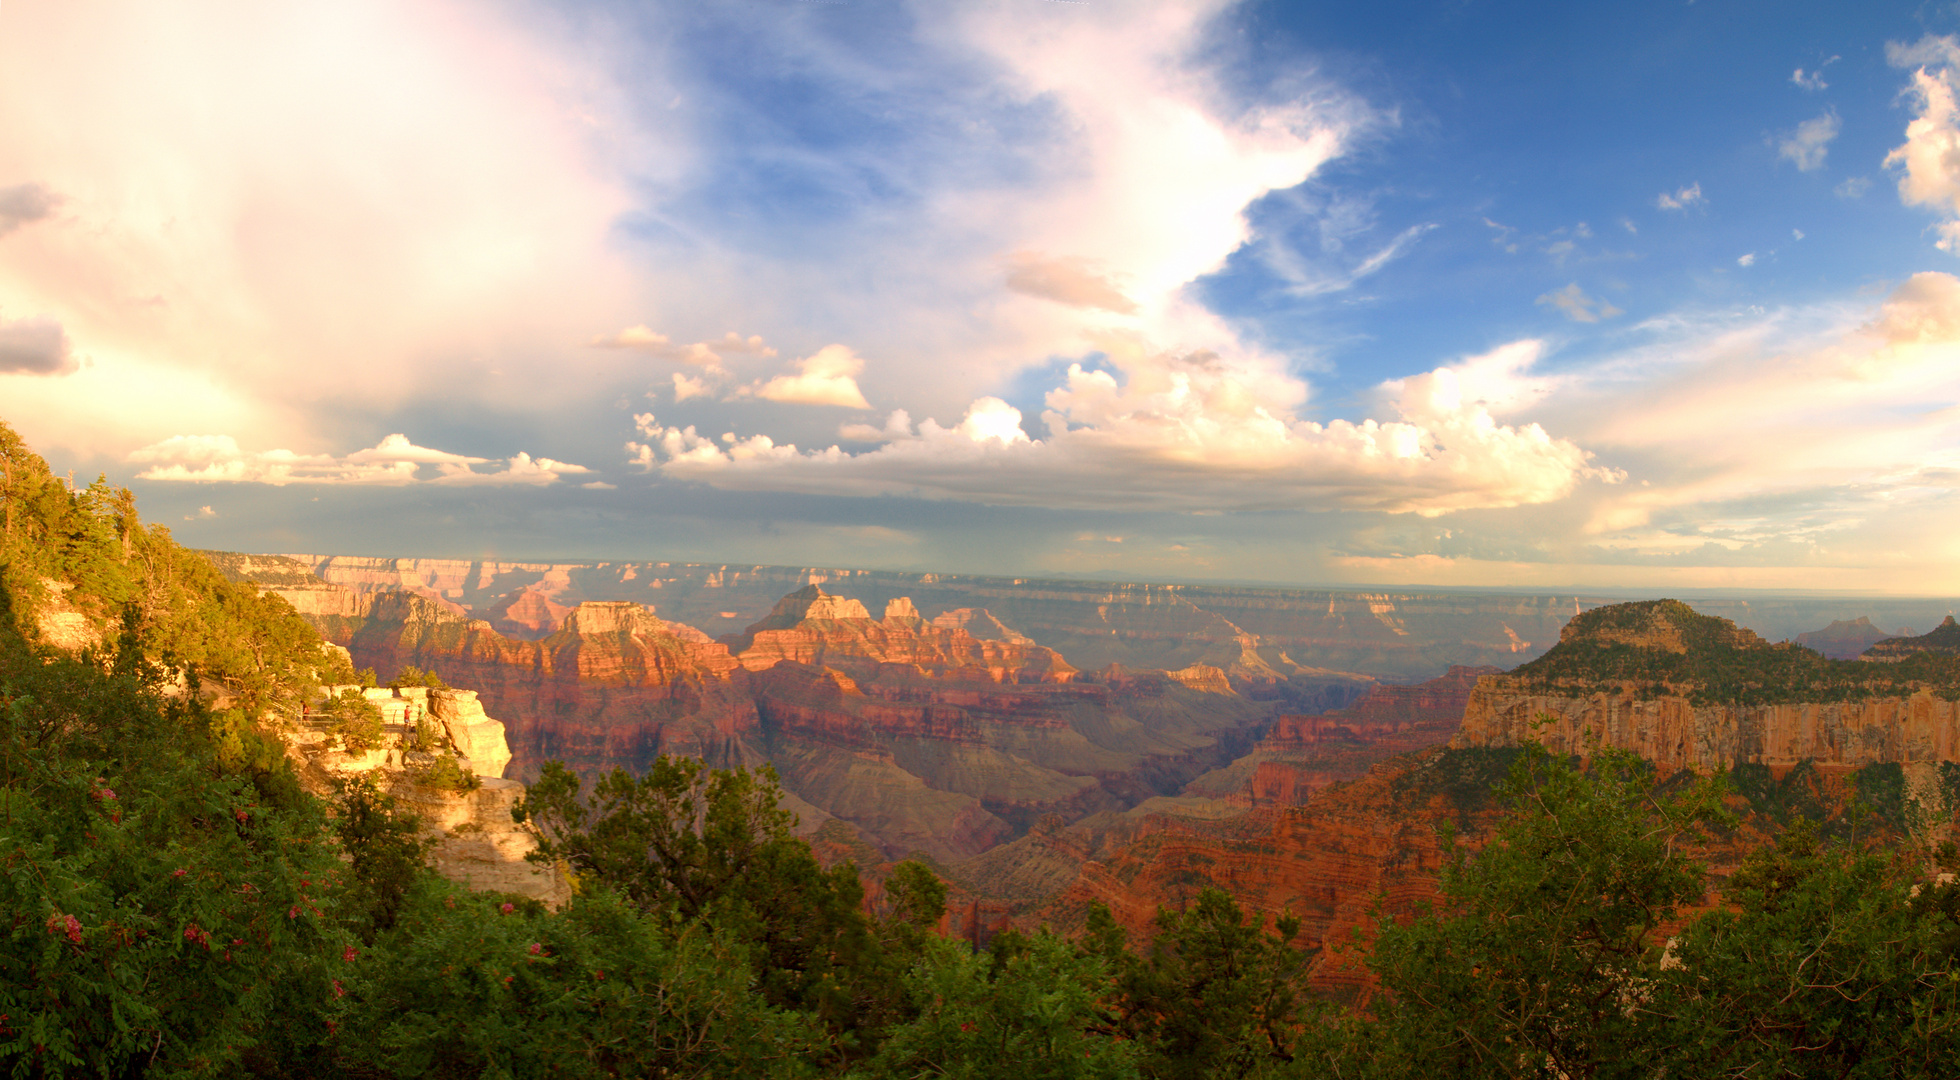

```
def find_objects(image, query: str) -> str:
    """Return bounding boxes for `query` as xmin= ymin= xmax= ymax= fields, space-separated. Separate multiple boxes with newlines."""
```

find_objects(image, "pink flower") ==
xmin=170 ymin=868 xmax=187 ymax=878
xmin=45 ymin=913 xmax=81 ymax=943
xmin=183 ymin=924 xmax=210 ymax=948
xmin=499 ymin=903 xmax=514 ymax=915
xmin=288 ymin=906 xmax=300 ymax=919
xmin=528 ymin=942 xmax=541 ymax=955
xmin=343 ymin=946 xmax=358 ymax=962
xmin=332 ymin=979 xmax=345 ymax=999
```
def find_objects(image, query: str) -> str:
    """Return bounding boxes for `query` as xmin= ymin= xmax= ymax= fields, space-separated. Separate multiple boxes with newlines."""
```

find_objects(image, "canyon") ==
xmin=215 ymin=553 xmax=1960 ymax=992
xmin=223 ymin=555 xmax=1364 ymax=862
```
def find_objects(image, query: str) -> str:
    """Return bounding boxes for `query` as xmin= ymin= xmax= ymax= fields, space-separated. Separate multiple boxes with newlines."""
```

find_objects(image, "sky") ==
xmin=4 ymin=0 xmax=1960 ymax=594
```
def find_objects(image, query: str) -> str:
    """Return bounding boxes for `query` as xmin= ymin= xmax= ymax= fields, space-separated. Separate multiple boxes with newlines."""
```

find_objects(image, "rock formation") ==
xmin=282 ymin=685 xmax=569 ymax=905
xmin=1183 ymin=665 xmax=1499 ymax=807
xmin=1451 ymin=600 xmax=1960 ymax=774
xmin=1864 ymin=615 xmax=1960 ymax=661
xmin=1795 ymin=616 xmax=1906 ymax=659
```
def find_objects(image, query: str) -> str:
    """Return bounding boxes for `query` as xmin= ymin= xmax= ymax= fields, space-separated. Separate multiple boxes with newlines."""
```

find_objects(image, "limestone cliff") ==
xmin=1451 ymin=600 xmax=1960 ymax=776
xmin=283 ymin=685 xmax=569 ymax=905
xmin=1183 ymin=665 xmax=1498 ymax=807
xmin=724 ymin=585 xmax=1078 ymax=684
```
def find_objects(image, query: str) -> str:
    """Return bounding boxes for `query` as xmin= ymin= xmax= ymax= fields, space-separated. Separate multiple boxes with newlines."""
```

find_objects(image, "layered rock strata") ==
xmin=282 ymin=686 xmax=569 ymax=905
xmin=1452 ymin=601 xmax=1960 ymax=774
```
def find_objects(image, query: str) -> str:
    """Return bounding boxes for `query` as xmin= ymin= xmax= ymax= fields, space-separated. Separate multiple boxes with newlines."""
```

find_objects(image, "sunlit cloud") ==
xmin=632 ymin=341 xmax=1609 ymax=516
xmin=128 ymin=433 xmax=592 ymax=486
xmin=1887 ymin=36 xmax=1960 ymax=251
xmin=742 ymin=345 xmax=874 ymax=408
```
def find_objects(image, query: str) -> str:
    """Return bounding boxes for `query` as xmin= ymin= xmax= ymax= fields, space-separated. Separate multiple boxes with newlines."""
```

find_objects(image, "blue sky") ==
xmin=3 ymin=0 xmax=1959 ymax=593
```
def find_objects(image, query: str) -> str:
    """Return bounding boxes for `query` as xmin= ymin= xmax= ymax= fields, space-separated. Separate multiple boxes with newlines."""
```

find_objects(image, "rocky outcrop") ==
xmin=1183 ymin=665 xmax=1498 ymax=807
xmin=725 ymin=585 xmax=1078 ymax=684
xmin=1796 ymin=617 xmax=1906 ymax=660
xmin=1452 ymin=601 xmax=1960 ymax=774
xmin=316 ymin=592 xmax=763 ymax=782
xmin=1865 ymin=615 xmax=1960 ymax=661
xmin=432 ymin=689 xmax=514 ymax=778
xmin=282 ymin=685 xmax=569 ymax=906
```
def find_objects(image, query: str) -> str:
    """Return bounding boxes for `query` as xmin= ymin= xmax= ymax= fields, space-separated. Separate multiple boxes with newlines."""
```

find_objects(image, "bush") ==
xmin=328 ymin=688 xmax=385 ymax=753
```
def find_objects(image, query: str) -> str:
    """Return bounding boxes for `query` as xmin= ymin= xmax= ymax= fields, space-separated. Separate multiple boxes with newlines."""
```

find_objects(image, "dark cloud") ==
xmin=0 ymin=183 xmax=61 ymax=236
xmin=0 ymin=315 xmax=77 ymax=376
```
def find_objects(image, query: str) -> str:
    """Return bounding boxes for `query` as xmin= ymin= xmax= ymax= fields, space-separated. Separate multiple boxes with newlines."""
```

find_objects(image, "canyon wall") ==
xmin=228 ymin=555 xmax=1350 ymax=862
xmin=276 ymin=554 xmax=1960 ymax=680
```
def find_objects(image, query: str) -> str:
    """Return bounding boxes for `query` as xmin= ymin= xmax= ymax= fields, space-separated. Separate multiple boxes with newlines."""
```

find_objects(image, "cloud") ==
xmin=1779 ymin=109 xmax=1839 ymax=171
xmin=188 ymin=505 xmax=217 ymax=521
xmin=0 ymin=313 xmax=76 ymax=375
xmin=0 ymin=182 xmax=60 ymax=236
xmin=128 ymin=433 xmax=591 ymax=486
xmin=671 ymin=372 xmax=713 ymax=402
xmin=1737 ymin=253 xmax=1757 ymax=267
xmin=1656 ymin=183 xmax=1704 ymax=210
xmin=1003 ymin=253 xmax=1137 ymax=313
xmin=0 ymin=0 xmax=645 ymax=457
xmin=1836 ymin=176 xmax=1872 ymax=199
xmin=750 ymin=345 xmax=872 ymax=408
xmin=1791 ymin=58 xmax=1836 ymax=91
xmin=1886 ymin=38 xmax=1960 ymax=251
xmin=1549 ymin=272 xmax=1960 ymax=539
xmin=1535 ymin=283 xmax=1623 ymax=323
xmin=588 ymin=327 xmax=777 ymax=367
xmin=631 ymin=343 xmax=1606 ymax=516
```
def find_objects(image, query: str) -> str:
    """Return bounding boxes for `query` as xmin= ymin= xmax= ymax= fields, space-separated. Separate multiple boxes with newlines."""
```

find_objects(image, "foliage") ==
xmin=1654 ymin=822 xmax=1960 ymax=1077
xmin=331 ymin=882 xmax=827 ymax=1079
xmin=413 ymin=751 xmax=482 ymax=792
xmin=861 ymin=931 xmax=1141 ymax=1080
xmin=333 ymin=774 xmax=434 ymax=938
xmin=0 ymin=579 xmax=352 ymax=1077
xmin=1093 ymin=889 xmax=1309 ymax=1080
xmin=326 ymin=688 xmax=384 ymax=752
xmin=1326 ymin=741 xmax=1731 ymax=1079
xmin=388 ymin=663 xmax=448 ymax=691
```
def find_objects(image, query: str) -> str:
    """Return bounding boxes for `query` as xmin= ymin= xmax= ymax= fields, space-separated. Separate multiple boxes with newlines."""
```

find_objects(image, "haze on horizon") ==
xmin=3 ymin=0 xmax=1958 ymax=596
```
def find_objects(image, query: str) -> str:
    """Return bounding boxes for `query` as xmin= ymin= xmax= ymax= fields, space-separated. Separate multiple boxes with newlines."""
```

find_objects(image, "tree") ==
xmin=1333 ymin=740 xmax=1729 ymax=1080
xmin=1097 ymin=890 xmax=1309 ymax=1080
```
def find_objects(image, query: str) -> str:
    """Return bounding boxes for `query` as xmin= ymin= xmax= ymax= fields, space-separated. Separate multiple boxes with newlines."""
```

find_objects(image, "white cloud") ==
xmin=633 ymin=343 xmax=1606 ymax=516
xmin=128 ymin=433 xmax=592 ymax=486
xmin=588 ymin=327 xmax=776 ymax=367
xmin=1791 ymin=59 xmax=1836 ymax=91
xmin=1779 ymin=110 xmax=1839 ymax=172
xmin=1737 ymin=253 xmax=1757 ymax=267
xmin=1535 ymin=283 xmax=1622 ymax=323
xmin=749 ymin=345 xmax=873 ymax=408
xmin=1836 ymin=176 xmax=1872 ymax=199
xmin=671 ymin=372 xmax=713 ymax=402
xmin=1550 ymin=272 xmax=1960 ymax=537
xmin=0 ymin=0 xmax=646 ymax=458
xmin=1887 ymin=38 xmax=1960 ymax=251
xmin=1656 ymin=183 xmax=1704 ymax=210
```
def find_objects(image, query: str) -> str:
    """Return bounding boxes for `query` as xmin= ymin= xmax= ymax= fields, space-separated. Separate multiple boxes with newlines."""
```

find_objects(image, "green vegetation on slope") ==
xmin=1508 ymin=599 xmax=1960 ymax=705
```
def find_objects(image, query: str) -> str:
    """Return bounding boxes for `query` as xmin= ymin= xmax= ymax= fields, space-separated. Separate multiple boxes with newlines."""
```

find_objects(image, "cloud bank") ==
xmin=129 ymin=433 xmax=592 ymax=486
